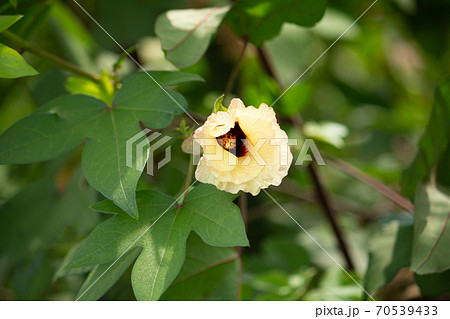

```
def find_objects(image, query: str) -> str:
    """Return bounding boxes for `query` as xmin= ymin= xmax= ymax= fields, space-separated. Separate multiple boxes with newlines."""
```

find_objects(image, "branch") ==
xmin=275 ymin=179 xmax=384 ymax=222
xmin=257 ymin=46 xmax=355 ymax=270
xmin=2 ymin=30 xmax=101 ymax=82
xmin=307 ymin=163 xmax=355 ymax=270
xmin=327 ymin=157 xmax=414 ymax=213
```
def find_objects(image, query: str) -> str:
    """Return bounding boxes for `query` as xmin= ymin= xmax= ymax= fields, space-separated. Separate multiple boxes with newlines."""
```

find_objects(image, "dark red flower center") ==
xmin=216 ymin=122 xmax=248 ymax=157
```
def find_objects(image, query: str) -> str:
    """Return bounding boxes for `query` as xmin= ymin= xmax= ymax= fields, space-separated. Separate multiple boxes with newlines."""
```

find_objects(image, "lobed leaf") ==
xmin=76 ymin=247 xmax=142 ymax=301
xmin=161 ymin=233 xmax=239 ymax=300
xmin=0 ymin=71 xmax=203 ymax=218
xmin=65 ymin=184 xmax=248 ymax=301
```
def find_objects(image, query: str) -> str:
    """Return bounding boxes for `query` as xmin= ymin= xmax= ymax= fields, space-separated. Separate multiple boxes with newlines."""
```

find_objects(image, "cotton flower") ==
xmin=193 ymin=98 xmax=293 ymax=195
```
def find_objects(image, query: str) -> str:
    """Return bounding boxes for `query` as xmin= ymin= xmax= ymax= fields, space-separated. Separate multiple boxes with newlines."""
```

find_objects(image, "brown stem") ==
xmin=257 ymin=46 xmax=355 ymax=270
xmin=274 ymin=179 xmax=383 ymax=222
xmin=328 ymin=157 xmax=414 ymax=214
xmin=307 ymin=163 xmax=355 ymax=270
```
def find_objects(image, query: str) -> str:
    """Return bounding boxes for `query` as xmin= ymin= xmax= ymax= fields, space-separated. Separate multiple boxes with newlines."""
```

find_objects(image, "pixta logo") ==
xmin=126 ymin=128 xmax=172 ymax=176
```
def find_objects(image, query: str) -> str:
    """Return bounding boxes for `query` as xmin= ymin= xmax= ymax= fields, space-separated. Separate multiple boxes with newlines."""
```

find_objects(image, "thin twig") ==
xmin=307 ymin=163 xmax=355 ymax=270
xmin=327 ymin=157 xmax=414 ymax=213
xmin=257 ymin=46 xmax=355 ymax=270
xmin=274 ymin=179 xmax=384 ymax=222
xmin=2 ymin=30 xmax=101 ymax=82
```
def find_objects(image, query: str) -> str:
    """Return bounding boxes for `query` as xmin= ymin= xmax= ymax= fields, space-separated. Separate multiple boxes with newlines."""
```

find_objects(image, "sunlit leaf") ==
xmin=65 ymin=71 xmax=115 ymax=105
xmin=156 ymin=6 xmax=230 ymax=68
xmin=0 ymin=43 xmax=38 ymax=79
xmin=0 ymin=15 xmax=22 ymax=32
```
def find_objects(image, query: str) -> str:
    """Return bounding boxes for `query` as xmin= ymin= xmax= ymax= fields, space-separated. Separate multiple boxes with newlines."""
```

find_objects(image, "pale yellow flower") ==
xmin=193 ymin=98 xmax=293 ymax=195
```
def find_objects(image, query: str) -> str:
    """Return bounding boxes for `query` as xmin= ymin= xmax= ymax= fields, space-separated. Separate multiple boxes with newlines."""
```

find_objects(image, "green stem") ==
xmin=180 ymin=154 xmax=194 ymax=203
xmin=238 ymin=193 xmax=248 ymax=230
xmin=2 ymin=30 xmax=101 ymax=82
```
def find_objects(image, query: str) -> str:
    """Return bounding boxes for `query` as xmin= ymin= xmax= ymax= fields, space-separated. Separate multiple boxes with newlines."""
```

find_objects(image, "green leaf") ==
xmin=156 ymin=6 xmax=230 ymax=68
xmin=305 ymin=268 xmax=364 ymax=301
xmin=66 ymin=184 xmax=248 ymax=300
xmin=54 ymin=241 xmax=94 ymax=279
xmin=0 ymin=15 xmax=22 ymax=32
xmin=437 ymin=144 xmax=450 ymax=189
xmin=55 ymin=240 xmax=141 ymax=301
xmin=213 ymin=94 xmax=227 ymax=112
xmin=402 ymin=81 xmax=450 ymax=200
xmin=225 ymin=0 xmax=327 ymax=46
xmin=260 ymin=236 xmax=311 ymax=273
xmin=415 ymin=269 xmax=450 ymax=297
xmin=91 ymin=198 xmax=129 ymax=216
xmin=76 ymin=247 xmax=142 ymax=301
xmin=0 ymin=43 xmax=38 ymax=78
xmin=411 ymin=184 xmax=450 ymax=275
xmin=161 ymin=233 xmax=239 ymax=300
xmin=65 ymin=71 xmax=115 ymax=105
xmin=363 ymin=219 xmax=413 ymax=296
xmin=0 ymin=169 xmax=98 ymax=261
xmin=48 ymin=2 xmax=96 ymax=70
xmin=0 ymin=168 xmax=99 ymax=299
xmin=0 ymin=71 xmax=202 ymax=218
